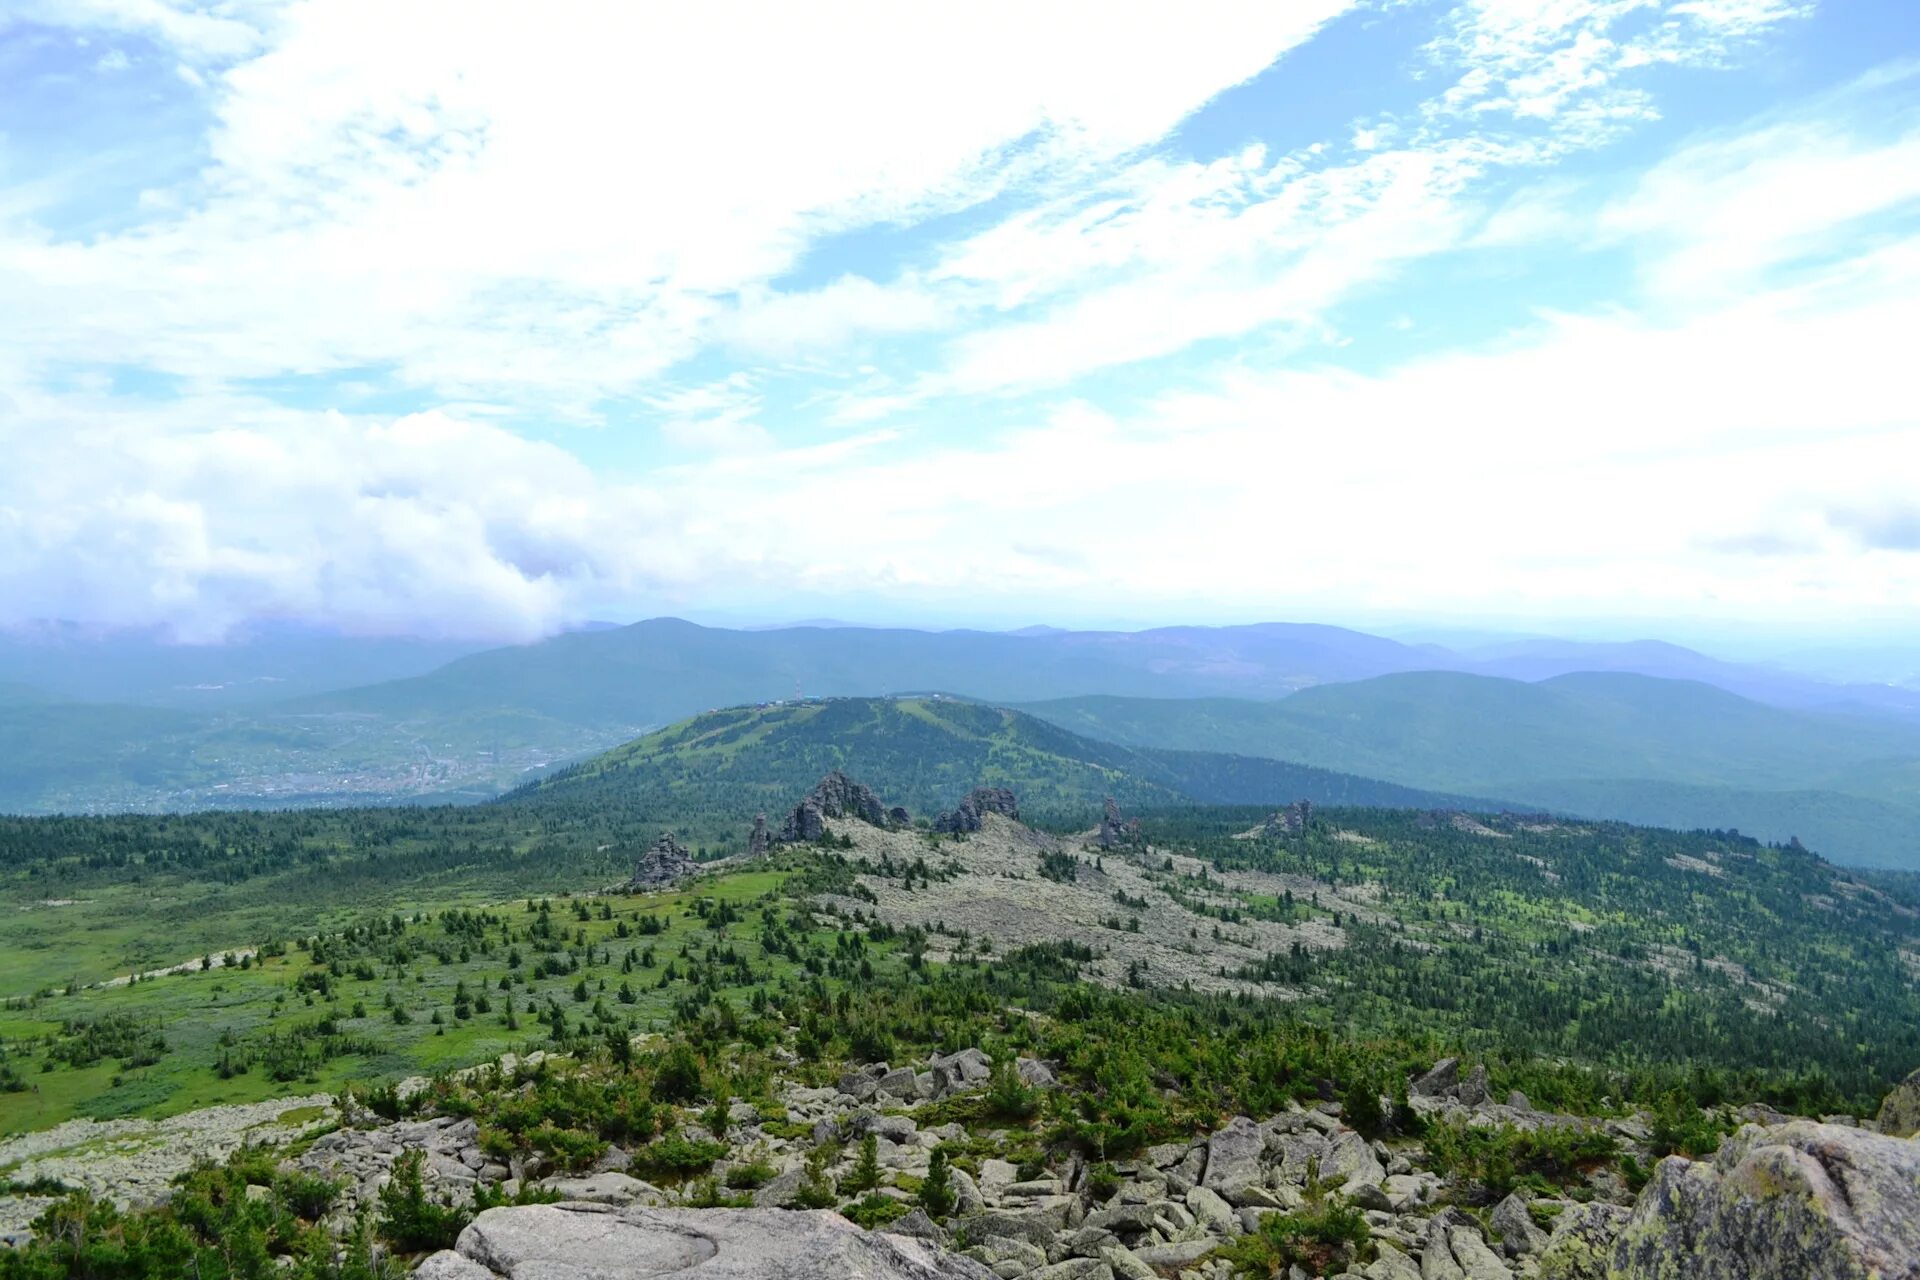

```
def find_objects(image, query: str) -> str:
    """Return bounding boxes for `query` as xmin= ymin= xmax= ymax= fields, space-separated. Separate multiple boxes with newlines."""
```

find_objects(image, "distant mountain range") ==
xmin=1017 ymin=673 xmax=1920 ymax=868
xmin=1 ymin=617 xmax=1917 ymax=867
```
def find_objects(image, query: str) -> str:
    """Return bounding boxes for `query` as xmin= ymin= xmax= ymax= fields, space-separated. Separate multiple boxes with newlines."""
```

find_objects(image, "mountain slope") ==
xmin=1017 ymin=673 xmax=1920 ymax=867
xmin=507 ymin=696 xmax=1501 ymax=846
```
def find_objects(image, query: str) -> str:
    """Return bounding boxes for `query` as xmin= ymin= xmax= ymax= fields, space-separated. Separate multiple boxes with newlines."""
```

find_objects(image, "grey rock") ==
xmin=1364 ymin=1241 xmax=1422 ymax=1280
xmin=451 ymin=1202 xmax=991 ymax=1278
xmin=1015 ymin=1058 xmax=1057 ymax=1089
xmin=534 ymin=1172 xmax=663 ymax=1205
xmin=1262 ymin=800 xmax=1314 ymax=837
xmin=955 ymin=1208 xmax=1065 ymax=1249
xmin=1096 ymin=797 xmax=1141 ymax=850
xmin=749 ymin=1169 xmax=806 ymax=1209
xmin=1130 ymin=1237 xmax=1218 ymax=1268
xmin=1610 ymin=1121 xmax=1920 ymax=1280
xmin=1877 ymin=1065 xmax=1920 ymax=1138
xmin=414 ymin=1251 xmax=498 ymax=1280
xmin=976 ymin=1159 xmax=1019 ymax=1201
xmin=1488 ymin=1193 xmax=1547 ymax=1258
xmin=931 ymin=1047 xmax=994 ymax=1086
xmin=1184 ymin=1185 xmax=1235 ymax=1233
xmin=1410 ymin=1059 xmax=1461 ymax=1099
xmin=1324 ymin=1130 xmax=1386 ymax=1190
xmin=1446 ymin=1225 xmax=1512 ymax=1280
xmin=1421 ymin=1231 xmax=1467 ymax=1280
xmin=951 ymin=1168 xmax=986 ymax=1216
xmin=630 ymin=833 xmax=697 ymax=887
xmin=1455 ymin=1065 xmax=1492 ymax=1109
xmin=1101 ymin=1245 xmax=1158 ymax=1280
xmin=891 ymin=1209 xmax=948 ymax=1245
xmin=934 ymin=788 xmax=1021 ymax=834
xmin=1534 ymin=1203 xmax=1629 ymax=1280
xmin=1347 ymin=1181 xmax=1393 ymax=1212
xmin=1032 ymin=1260 xmax=1111 ymax=1280
xmin=1201 ymin=1117 xmax=1264 ymax=1200
xmin=839 ymin=1062 xmax=889 ymax=1102
xmin=746 ymin=815 xmax=772 ymax=858
xmin=851 ymin=1112 xmax=920 ymax=1143
xmin=1271 ymin=1131 xmax=1330 ymax=1185
xmin=878 ymin=1066 xmax=925 ymax=1100
xmin=780 ymin=771 xmax=900 ymax=842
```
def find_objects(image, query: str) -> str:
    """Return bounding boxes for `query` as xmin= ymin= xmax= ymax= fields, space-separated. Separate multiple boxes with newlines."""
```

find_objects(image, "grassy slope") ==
xmin=1017 ymin=674 xmax=1920 ymax=868
xmin=0 ymin=864 xmax=859 ymax=1134
xmin=9 ymin=800 xmax=1920 ymax=1135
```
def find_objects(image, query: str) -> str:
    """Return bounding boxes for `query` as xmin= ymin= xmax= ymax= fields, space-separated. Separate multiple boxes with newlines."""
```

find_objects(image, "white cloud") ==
xmin=0 ymin=2 xmax=1355 ymax=410
xmin=716 ymin=275 xmax=957 ymax=360
xmin=4 ymin=0 xmax=266 ymax=63
xmin=4 ymin=224 xmax=1914 ymax=639
xmin=893 ymin=0 xmax=1813 ymax=401
xmin=1599 ymin=76 xmax=1920 ymax=300
xmin=1 ymin=0 xmax=1905 ymax=639
xmin=647 ymin=374 xmax=773 ymax=455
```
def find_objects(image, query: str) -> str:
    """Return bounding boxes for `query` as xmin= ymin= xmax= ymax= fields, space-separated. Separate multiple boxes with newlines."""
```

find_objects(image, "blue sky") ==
xmin=0 ymin=0 xmax=1917 ymax=644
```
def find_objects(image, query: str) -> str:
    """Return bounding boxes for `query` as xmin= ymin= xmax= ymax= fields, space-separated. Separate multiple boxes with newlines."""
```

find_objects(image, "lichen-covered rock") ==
xmin=1322 ymin=1129 xmax=1385 ymax=1190
xmin=1534 ymin=1203 xmax=1629 ymax=1280
xmin=1609 ymin=1120 xmax=1920 ymax=1279
xmin=1877 ymin=1066 xmax=1920 ymax=1138
xmin=441 ymin=1202 xmax=992 ymax=1278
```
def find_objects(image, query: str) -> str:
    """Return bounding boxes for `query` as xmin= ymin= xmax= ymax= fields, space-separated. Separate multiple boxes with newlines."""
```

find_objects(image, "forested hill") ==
xmin=1017 ymin=673 xmax=1920 ymax=868
xmin=504 ymin=696 xmax=1503 ymax=841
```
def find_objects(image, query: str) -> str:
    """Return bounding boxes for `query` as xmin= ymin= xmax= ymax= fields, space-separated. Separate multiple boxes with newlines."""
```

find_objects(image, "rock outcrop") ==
xmin=1262 ymin=799 xmax=1314 ymax=837
xmin=933 ymin=787 xmax=1020 ymax=834
xmin=746 ymin=815 xmax=772 ymax=858
xmin=630 ymin=833 xmax=696 ymax=887
xmin=1876 ymin=1065 xmax=1920 ymax=1137
xmin=1409 ymin=1057 xmax=1491 ymax=1109
xmin=1610 ymin=1120 xmax=1920 ymax=1279
xmin=421 ymin=1202 xmax=992 ymax=1279
xmin=1095 ymin=797 xmax=1140 ymax=850
xmin=780 ymin=771 xmax=901 ymax=842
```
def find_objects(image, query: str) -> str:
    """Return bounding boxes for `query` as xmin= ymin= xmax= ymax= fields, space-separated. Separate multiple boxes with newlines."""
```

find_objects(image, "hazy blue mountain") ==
xmin=1016 ymin=673 xmax=1920 ymax=867
xmin=1459 ymin=638 xmax=1920 ymax=721
xmin=300 ymin=616 xmax=1456 ymax=727
xmin=0 ymin=623 xmax=493 ymax=708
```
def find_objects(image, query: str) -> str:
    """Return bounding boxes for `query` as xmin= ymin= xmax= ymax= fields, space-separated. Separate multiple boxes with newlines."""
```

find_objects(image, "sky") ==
xmin=1 ymin=0 xmax=1917 ymax=645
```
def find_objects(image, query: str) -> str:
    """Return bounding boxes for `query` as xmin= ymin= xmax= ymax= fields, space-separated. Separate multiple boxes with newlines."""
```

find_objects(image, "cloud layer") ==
xmin=3 ymin=0 xmax=1915 ymax=639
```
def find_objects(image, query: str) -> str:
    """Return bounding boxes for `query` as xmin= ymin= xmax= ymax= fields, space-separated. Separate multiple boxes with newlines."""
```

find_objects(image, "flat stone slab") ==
xmin=436 ymin=1202 xmax=993 ymax=1279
